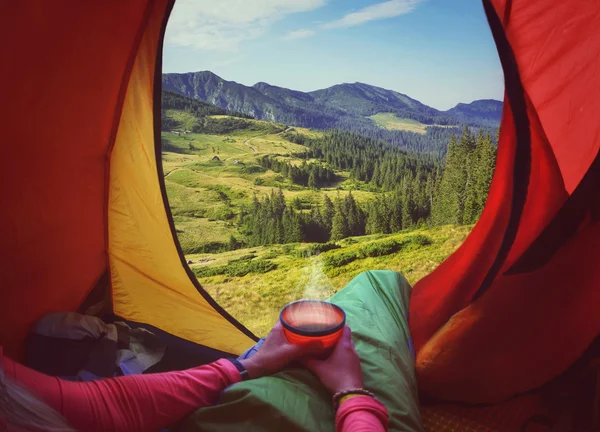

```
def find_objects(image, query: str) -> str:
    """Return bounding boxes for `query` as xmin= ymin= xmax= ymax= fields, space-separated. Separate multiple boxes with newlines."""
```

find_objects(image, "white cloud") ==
xmin=323 ymin=0 xmax=424 ymax=29
xmin=282 ymin=0 xmax=424 ymax=44
xmin=165 ymin=0 xmax=327 ymax=51
xmin=284 ymin=29 xmax=316 ymax=40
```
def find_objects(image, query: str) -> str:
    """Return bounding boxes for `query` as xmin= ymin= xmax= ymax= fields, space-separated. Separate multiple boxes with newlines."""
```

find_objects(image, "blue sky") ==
xmin=163 ymin=0 xmax=504 ymax=110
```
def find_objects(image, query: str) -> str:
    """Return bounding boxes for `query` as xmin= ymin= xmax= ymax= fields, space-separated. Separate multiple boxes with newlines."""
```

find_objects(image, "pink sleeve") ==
xmin=336 ymin=395 xmax=388 ymax=432
xmin=4 ymin=353 xmax=240 ymax=432
xmin=59 ymin=359 xmax=241 ymax=432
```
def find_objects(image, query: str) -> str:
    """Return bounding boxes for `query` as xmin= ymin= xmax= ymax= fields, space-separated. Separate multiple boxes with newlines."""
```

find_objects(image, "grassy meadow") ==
xmin=187 ymin=225 xmax=470 ymax=336
xmin=162 ymin=113 xmax=470 ymax=336
xmin=163 ymin=117 xmax=377 ymax=254
xmin=368 ymin=112 xmax=454 ymax=134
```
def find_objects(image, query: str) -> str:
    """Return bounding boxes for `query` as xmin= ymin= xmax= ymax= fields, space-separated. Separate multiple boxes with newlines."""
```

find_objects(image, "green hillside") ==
xmin=162 ymin=117 xmax=374 ymax=255
xmin=189 ymin=225 xmax=471 ymax=336
xmin=161 ymin=100 xmax=495 ymax=336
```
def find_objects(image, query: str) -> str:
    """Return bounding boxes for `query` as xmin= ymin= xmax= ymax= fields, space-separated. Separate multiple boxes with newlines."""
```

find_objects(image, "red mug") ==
xmin=280 ymin=300 xmax=346 ymax=350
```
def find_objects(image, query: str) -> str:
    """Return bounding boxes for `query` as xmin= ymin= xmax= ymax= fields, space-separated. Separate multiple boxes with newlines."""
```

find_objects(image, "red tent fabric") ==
xmin=0 ymin=1 xmax=158 ymax=358
xmin=410 ymin=0 xmax=600 ymax=403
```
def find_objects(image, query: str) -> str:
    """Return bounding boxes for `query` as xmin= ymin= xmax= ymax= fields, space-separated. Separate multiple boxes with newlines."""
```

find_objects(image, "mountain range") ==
xmin=162 ymin=70 xmax=502 ymax=131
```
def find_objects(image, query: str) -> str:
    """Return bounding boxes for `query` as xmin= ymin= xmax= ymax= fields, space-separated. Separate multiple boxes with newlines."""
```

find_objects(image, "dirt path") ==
xmin=243 ymin=136 xmax=259 ymax=153
xmin=243 ymin=127 xmax=293 ymax=153
xmin=165 ymin=167 xmax=182 ymax=177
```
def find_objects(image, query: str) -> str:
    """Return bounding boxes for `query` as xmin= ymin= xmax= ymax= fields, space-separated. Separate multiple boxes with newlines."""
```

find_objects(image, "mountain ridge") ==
xmin=162 ymin=70 xmax=502 ymax=130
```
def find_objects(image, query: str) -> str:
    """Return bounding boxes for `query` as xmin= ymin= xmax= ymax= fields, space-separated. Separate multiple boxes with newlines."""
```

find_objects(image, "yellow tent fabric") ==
xmin=108 ymin=0 xmax=255 ymax=354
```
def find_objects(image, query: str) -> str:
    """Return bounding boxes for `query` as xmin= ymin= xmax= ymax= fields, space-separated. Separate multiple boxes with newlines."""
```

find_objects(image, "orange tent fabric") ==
xmin=410 ymin=0 xmax=600 ymax=403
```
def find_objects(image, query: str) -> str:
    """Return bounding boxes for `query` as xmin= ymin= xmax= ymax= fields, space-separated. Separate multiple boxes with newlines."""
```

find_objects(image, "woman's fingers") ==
xmin=302 ymin=358 xmax=322 ymax=373
xmin=339 ymin=325 xmax=351 ymax=342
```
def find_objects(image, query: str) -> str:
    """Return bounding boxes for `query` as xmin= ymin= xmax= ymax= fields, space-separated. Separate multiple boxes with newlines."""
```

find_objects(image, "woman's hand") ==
xmin=304 ymin=326 xmax=364 ymax=394
xmin=239 ymin=321 xmax=321 ymax=379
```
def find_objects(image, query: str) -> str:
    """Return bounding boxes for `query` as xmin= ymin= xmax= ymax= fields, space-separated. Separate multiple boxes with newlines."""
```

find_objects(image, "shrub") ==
xmin=355 ymin=235 xmax=433 ymax=259
xmin=241 ymin=165 xmax=266 ymax=174
xmin=357 ymin=240 xmax=400 ymax=258
xmin=205 ymin=206 xmax=235 ymax=221
xmin=227 ymin=253 xmax=257 ymax=264
xmin=192 ymin=266 xmax=224 ymax=278
xmin=400 ymin=234 xmax=433 ymax=250
xmin=183 ymin=241 xmax=228 ymax=255
xmin=227 ymin=235 xmax=246 ymax=251
xmin=245 ymin=259 xmax=277 ymax=274
xmin=280 ymin=244 xmax=298 ymax=256
xmin=297 ymin=242 xmax=340 ymax=258
xmin=192 ymin=259 xmax=277 ymax=279
xmin=322 ymin=252 xmax=357 ymax=268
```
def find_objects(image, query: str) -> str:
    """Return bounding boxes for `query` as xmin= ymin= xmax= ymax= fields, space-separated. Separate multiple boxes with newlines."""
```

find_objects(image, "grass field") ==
xmin=165 ymin=109 xmax=200 ymax=130
xmin=368 ymin=113 xmax=430 ymax=133
xmin=367 ymin=112 xmax=453 ymax=134
xmin=162 ymin=116 xmax=379 ymax=255
xmin=161 ymin=112 xmax=470 ymax=335
xmin=187 ymin=225 xmax=471 ymax=336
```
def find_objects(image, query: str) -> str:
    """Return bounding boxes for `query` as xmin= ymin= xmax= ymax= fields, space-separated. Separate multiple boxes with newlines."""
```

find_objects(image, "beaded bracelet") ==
xmin=332 ymin=388 xmax=376 ymax=409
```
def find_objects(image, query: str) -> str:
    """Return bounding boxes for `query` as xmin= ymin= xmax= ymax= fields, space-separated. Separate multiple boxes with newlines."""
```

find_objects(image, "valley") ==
xmin=161 ymin=90 xmax=496 ymax=335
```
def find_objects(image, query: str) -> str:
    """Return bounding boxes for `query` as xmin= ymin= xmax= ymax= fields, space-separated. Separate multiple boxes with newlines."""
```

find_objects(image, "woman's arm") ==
xmin=5 ymin=322 xmax=322 ymax=432
xmin=5 ymin=355 xmax=241 ymax=432
xmin=59 ymin=358 xmax=241 ymax=432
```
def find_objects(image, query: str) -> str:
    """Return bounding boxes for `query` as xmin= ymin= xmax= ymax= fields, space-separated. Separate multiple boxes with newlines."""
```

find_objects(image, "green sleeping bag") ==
xmin=175 ymin=270 xmax=423 ymax=432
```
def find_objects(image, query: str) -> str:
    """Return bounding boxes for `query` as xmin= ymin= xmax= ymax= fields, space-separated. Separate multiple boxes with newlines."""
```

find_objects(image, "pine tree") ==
xmin=462 ymin=131 xmax=497 ymax=224
xmin=321 ymin=195 xmax=335 ymax=233
xmin=389 ymin=190 xmax=403 ymax=232
xmin=308 ymin=170 xmax=316 ymax=189
xmin=366 ymin=196 xmax=390 ymax=234
xmin=228 ymin=234 xmax=239 ymax=251
xmin=456 ymin=126 xmax=476 ymax=223
xmin=473 ymin=132 xmax=497 ymax=219
xmin=432 ymin=127 xmax=476 ymax=225
xmin=282 ymin=206 xmax=303 ymax=243
xmin=330 ymin=195 xmax=349 ymax=240
xmin=424 ymin=173 xmax=435 ymax=224
xmin=401 ymin=171 xmax=415 ymax=229
xmin=305 ymin=203 xmax=328 ymax=242
xmin=463 ymin=131 xmax=483 ymax=224
xmin=344 ymin=192 xmax=364 ymax=236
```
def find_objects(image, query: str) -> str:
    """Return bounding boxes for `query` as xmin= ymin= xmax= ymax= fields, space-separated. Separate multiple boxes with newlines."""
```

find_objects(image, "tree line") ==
xmin=432 ymin=127 xmax=497 ymax=225
xmin=285 ymin=129 xmax=440 ymax=191
xmin=237 ymin=190 xmax=362 ymax=246
xmin=234 ymin=127 xmax=496 ymax=247
xmin=258 ymin=155 xmax=336 ymax=188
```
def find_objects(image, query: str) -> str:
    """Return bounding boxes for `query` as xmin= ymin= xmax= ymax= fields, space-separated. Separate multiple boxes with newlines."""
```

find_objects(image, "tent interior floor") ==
xmin=421 ymin=335 xmax=600 ymax=431
xmin=421 ymin=393 xmax=550 ymax=432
